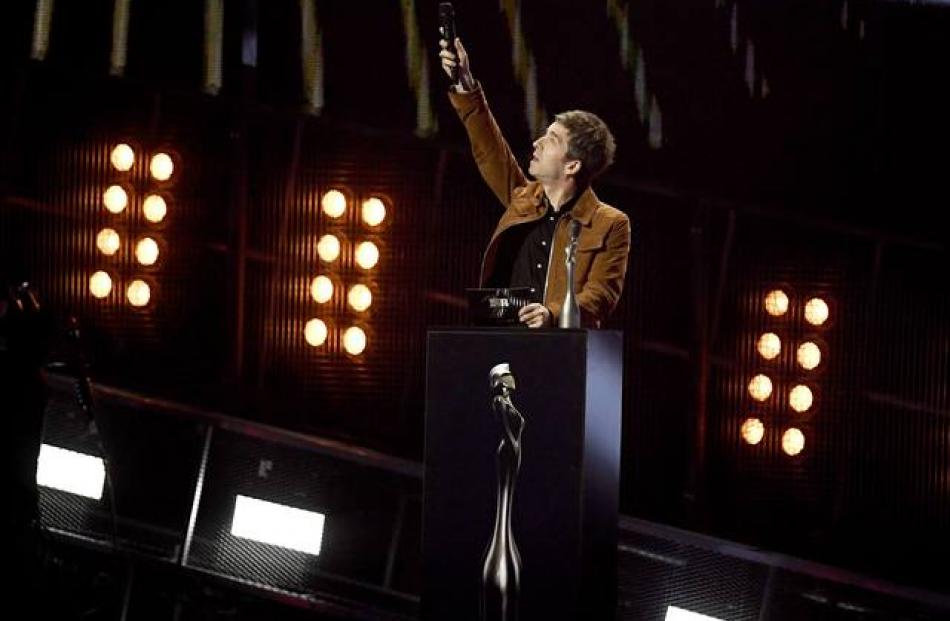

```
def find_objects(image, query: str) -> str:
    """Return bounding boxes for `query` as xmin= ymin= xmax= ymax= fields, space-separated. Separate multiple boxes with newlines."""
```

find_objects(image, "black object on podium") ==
xmin=423 ymin=328 xmax=623 ymax=620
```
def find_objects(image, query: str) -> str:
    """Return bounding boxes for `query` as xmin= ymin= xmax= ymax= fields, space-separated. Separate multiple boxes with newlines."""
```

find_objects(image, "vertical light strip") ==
xmin=499 ymin=0 xmax=546 ymax=137
xmin=607 ymin=0 xmax=663 ymax=149
xmin=719 ymin=1 xmax=769 ymax=100
xmin=204 ymin=0 xmax=224 ymax=94
xmin=110 ymin=0 xmax=132 ymax=76
xmin=400 ymin=0 xmax=437 ymax=136
xmin=31 ymin=0 xmax=55 ymax=61
xmin=301 ymin=0 xmax=325 ymax=114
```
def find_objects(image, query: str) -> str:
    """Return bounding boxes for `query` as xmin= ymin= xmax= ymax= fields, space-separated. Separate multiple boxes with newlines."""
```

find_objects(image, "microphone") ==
xmin=439 ymin=3 xmax=458 ymax=84
xmin=568 ymin=218 xmax=581 ymax=243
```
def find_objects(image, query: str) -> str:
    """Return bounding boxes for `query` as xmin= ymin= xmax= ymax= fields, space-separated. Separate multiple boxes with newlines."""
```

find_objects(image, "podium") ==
xmin=422 ymin=328 xmax=623 ymax=620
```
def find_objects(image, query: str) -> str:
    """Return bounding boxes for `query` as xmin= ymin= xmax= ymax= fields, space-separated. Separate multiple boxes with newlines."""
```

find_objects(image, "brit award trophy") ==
xmin=480 ymin=363 xmax=524 ymax=621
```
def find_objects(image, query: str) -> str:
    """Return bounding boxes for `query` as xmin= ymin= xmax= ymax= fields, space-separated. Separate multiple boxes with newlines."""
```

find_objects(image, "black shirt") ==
xmin=508 ymin=193 xmax=580 ymax=304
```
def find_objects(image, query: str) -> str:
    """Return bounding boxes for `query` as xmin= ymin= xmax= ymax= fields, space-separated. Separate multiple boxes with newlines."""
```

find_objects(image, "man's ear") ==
xmin=564 ymin=159 xmax=581 ymax=177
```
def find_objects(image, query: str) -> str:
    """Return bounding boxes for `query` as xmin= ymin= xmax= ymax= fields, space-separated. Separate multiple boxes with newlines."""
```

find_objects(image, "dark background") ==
xmin=1 ymin=0 xmax=947 ymax=597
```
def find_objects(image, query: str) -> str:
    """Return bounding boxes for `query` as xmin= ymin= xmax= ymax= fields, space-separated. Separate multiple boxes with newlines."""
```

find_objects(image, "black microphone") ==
xmin=439 ymin=3 xmax=458 ymax=84
xmin=568 ymin=218 xmax=581 ymax=243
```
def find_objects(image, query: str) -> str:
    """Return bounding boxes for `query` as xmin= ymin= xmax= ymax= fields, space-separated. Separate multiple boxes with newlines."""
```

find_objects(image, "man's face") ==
xmin=528 ymin=122 xmax=579 ymax=181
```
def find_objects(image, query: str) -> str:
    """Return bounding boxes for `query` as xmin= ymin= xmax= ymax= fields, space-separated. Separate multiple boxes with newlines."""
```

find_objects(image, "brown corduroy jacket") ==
xmin=449 ymin=85 xmax=631 ymax=328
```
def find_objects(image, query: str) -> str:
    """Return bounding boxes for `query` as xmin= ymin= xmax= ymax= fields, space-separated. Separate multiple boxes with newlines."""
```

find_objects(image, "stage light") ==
xmin=756 ymin=332 xmax=781 ymax=360
xmin=143 ymin=194 xmax=167 ymax=223
xmin=347 ymin=284 xmax=372 ymax=312
xmin=361 ymin=197 xmax=386 ymax=227
xmin=797 ymin=341 xmax=822 ymax=370
xmin=127 ymin=279 xmax=151 ymax=307
xmin=317 ymin=234 xmax=340 ymax=263
xmin=740 ymin=417 xmax=764 ymax=445
xmin=665 ymin=606 xmax=725 ymax=621
xmin=135 ymin=237 xmax=159 ymax=266
xmin=343 ymin=326 xmax=366 ymax=355
xmin=354 ymin=241 xmax=379 ymax=270
xmin=89 ymin=271 xmax=112 ymax=298
xmin=103 ymin=185 xmax=128 ymax=213
xmin=782 ymin=428 xmax=805 ymax=456
xmin=96 ymin=228 xmax=120 ymax=256
xmin=304 ymin=318 xmax=328 ymax=347
xmin=110 ymin=143 xmax=134 ymax=172
xmin=805 ymin=297 xmax=829 ymax=326
xmin=310 ymin=276 xmax=333 ymax=303
xmin=789 ymin=384 xmax=814 ymax=413
xmin=764 ymin=289 xmax=789 ymax=317
xmin=36 ymin=444 xmax=105 ymax=500
xmin=748 ymin=374 xmax=773 ymax=401
xmin=230 ymin=495 xmax=325 ymax=556
xmin=321 ymin=189 xmax=347 ymax=218
xmin=150 ymin=152 xmax=174 ymax=181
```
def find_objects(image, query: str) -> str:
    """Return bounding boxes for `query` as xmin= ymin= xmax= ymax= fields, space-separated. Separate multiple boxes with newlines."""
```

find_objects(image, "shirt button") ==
xmin=541 ymin=240 xmax=547 ymax=246
xmin=536 ymin=263 xmax=543 ymax=269
xmin=548 ymin=216 xmax=554 ymax=221
xmin=530 ymin=288 xmax=536 ymax=293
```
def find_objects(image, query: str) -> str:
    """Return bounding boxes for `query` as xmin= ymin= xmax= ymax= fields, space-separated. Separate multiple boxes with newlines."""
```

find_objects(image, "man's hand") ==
xmin=439 ymin=38 xmax=476 ymax=92
xmin=518 ymin=303 xmax=551 ymax=329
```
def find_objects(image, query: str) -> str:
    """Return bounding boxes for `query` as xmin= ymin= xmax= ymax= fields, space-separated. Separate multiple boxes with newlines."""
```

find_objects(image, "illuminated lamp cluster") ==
xmin=305 ymin=190 xmax=388 ymax=357
xmin=741 ymin=288 xmax=833 ymax=457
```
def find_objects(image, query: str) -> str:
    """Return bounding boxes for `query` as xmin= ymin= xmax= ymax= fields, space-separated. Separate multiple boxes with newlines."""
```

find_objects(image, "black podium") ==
xmin=422 ymin=328 xmax=623 ymax=620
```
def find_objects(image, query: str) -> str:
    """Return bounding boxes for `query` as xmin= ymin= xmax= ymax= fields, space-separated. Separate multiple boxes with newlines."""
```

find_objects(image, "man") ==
xmin=439 ymin=37 xmax=631 ymax=328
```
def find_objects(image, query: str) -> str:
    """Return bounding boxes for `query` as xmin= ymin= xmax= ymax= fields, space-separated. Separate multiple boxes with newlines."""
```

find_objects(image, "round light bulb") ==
xmin=343 ymin=326 xmax=367 ymax=355
xmin=789 ymin=384 xmax=814 ymax=413
xmin=355 ymin=241 xmax=379 ymax=270
xmin=110 ymin=143 xmax=135 ymax=172
xmin=127 ymin=280 xmax=151 ymax=307
xmin=317 ymin=234 xmax=341 ymax=263
xmin=361 ymin=198 xmax=386 ymax=227
xmin=304 ymin=318 xmax=328 ymax=347
xmin=310 ymin=275 xmax=334 ymax=303
xmin=89 ymin=271 xmax=113 ymax=298
xmin=797 ymin=341 xmax=822 ymax=370
xmin=150 ymin=152 xmax=174 ymax=181
xmin=764 ymin=289 xmax=789 ymax=317
xmin=322 ymin=190 xmax=347 ymax=218
xmin=805 ymin=297 xmax=830 ymax=326
xmin=347 ymin=284 xmax=372 ymax=312
xmin=782 ymin=428 xmax=805 ymax=456
xmin=756 ymin=332 xmax=781 ymax=360
xmin=748 ymin=374 xmax=773 ymax=402
xmin=96 ymin=228 xmax=120 ymax=256
xmin=143 ymin=194 xmax=167 ymax=223
xmin=740 ymin=417 xmax=765 ymax=445
xmin=135 ymin=237 xmax=159 ymax=266
xmin=103 ymin=185 xmax=128 ymax=213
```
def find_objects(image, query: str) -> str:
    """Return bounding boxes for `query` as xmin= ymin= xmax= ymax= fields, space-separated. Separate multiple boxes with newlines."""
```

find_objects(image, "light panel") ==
xmin=230 ymin=495 xmax=325 ymax=556
xmin=665 ymin=606 xmax=725 ymax=621
xmin=36 ymin=444 xmax=105 ymax=500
